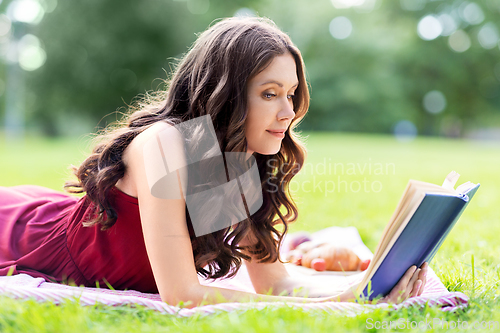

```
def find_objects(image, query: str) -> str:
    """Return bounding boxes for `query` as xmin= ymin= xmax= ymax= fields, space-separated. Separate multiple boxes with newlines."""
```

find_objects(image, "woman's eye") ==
xmin=263 ymin=93 xmax=276 ymax=99
xmin=287 ymin=94 xmax=295 ymax=100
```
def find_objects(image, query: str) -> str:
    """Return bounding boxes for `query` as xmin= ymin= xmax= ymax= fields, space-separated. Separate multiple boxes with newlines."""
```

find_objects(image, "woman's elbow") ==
xmin=160 ymin=284 xmax=203 ymax=309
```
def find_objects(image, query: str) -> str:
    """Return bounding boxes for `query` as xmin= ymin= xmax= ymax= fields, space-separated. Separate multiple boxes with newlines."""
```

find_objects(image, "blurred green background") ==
xmin=0 ymin=0 xmax=499 ymax=139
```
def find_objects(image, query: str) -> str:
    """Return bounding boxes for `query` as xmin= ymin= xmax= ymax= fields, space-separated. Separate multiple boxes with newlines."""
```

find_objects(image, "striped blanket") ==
xmin=0 ymin=227 xmax=468 ymax=317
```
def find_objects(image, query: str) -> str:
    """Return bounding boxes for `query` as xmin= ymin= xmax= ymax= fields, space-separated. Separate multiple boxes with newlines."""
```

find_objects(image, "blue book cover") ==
xmin=358 ymin=173 xmax=479 ymax=300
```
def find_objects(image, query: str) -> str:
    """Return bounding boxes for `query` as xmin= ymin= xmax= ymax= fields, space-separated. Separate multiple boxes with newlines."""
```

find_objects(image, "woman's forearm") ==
xmin=270 ymin=275 xmax=359 ymax=301
xmin=176 ymin=284 xmax=341 ymax=308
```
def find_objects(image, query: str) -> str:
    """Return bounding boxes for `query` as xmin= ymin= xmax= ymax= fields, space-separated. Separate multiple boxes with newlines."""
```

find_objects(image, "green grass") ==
xmin=1 ymin=132 xmax=499 ymax=332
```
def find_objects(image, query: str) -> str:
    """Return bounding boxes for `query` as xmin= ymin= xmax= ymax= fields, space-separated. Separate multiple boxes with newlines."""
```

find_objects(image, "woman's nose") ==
xmin=278 ymin=98 xmax=295 ymax=121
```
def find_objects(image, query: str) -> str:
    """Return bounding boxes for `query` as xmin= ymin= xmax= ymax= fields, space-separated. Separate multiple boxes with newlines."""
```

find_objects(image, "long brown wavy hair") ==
xmin=65 ymin=16 xmax=310 ymax=280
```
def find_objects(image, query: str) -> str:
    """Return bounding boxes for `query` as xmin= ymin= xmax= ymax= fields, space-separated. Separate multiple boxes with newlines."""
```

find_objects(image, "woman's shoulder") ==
xmin=126 ymin=119 xmax=185 ymax=167
xmin=129 ymin=120 xmax=177 ymax=149
xmin=116 ymin=120 xmax=183 ymax=199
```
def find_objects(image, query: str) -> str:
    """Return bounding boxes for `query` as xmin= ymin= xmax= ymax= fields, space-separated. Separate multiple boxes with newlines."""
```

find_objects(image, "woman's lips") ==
xmin=266 ymin=130 xmax=285 ymax=139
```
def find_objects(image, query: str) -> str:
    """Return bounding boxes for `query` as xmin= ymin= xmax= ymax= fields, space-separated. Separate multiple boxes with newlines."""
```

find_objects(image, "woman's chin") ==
xmin=257 ymin=147 xmax=281 ymax=155
xmin=247 ymin=143 xmax=282 ymax=156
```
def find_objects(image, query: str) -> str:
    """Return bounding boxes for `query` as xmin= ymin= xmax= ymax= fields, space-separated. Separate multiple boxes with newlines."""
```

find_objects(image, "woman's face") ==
xmin=245 ymin=53 xmax=298 ymax=156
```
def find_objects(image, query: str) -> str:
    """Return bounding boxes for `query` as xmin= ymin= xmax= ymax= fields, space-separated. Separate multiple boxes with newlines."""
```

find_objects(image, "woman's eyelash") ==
xmin=263 ymin=93 xmax=295 ymax=99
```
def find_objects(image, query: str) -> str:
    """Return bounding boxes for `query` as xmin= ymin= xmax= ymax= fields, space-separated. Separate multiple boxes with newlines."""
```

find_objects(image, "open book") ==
xmin=357 ymin=171 xmax=480 ymax=300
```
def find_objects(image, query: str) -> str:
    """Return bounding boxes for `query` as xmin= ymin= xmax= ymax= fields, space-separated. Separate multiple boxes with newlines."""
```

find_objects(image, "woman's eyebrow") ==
xmin=260 ymin=80 xmax=299 ymax=88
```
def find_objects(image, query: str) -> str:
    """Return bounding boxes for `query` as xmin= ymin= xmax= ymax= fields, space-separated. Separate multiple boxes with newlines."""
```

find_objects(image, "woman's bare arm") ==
xmin=125 ymin=122 xmax=201 ymax=306
xmin=240 ymin=234 xmax=428 ymax=303
xmin=123 ymin=122 xmax=347 ymax=308
xmin=125 ymin=122 xmax=426 ymax=307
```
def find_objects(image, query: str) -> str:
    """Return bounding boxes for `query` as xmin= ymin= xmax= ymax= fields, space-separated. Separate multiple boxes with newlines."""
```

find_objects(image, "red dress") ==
xmin=0 ymin=185 xmax=159 ymax=293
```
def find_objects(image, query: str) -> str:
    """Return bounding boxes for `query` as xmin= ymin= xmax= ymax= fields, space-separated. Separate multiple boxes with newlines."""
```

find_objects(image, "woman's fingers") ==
xmin=384 ymin=265 xmax=420 ymax=303
xmin=380 ymin=263 xmax=429 ymax=303
xmin=398 ymin=265 xmax=417 ymax=289
xmin=404 ymin=267 xmax=422 ymax=301
xmin=410 ymin=279 xmax=422 ymax=298
xmin=385 ymin=265 xmax=417 ymax=303
xmin=417 ymin=262 xmax=428 ymax=296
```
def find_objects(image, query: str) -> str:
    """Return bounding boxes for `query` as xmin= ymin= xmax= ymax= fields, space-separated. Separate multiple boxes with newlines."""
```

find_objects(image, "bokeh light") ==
xmin=423 ymin=90 xmax=446 ymax=114
xmin=4 ymin=39 xmax=18 ymax=63
xmin=448 ymin=29 xmax=471 ymax=52
xmin=393 ymin=120 xmax=417 ymax=142
xmin=330 ymin=0 xmax=364 ymax=9
xmin=40 ymin=0 xmax=58 ymax=13
xmin=400 ymin=0 xmax=425 ymax=11
xmin=187 ymin=0 xmax=209 ymax=15
xmin=438 ymin=13 xmax=457 ymax=37
xmin=234 ymin=8 xmax=256 ymax=18
xmin=353 ymin=0 xmax=378 ymax=13
xmin=7 ymin=0 xmax=45 ymax=24
xmin=0 ymin=15 xmax=12 ymax=37
xmin=460 ymin=2 xmax=484 ymax=26
xmin=329 ymin=16 xmax=353 ymax=40
xmin=417 ymin=15 xmax=442 ymax=41
xmin=18 ymin=34 xmax=46 ymax=71
xmin=477 ymin=23 xmax=499 ymax=50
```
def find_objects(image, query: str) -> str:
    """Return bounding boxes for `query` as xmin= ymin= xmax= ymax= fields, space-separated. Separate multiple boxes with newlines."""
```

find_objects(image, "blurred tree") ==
xmin=258 ymin=0 xmax=500 ymax=136
xmin=15 ymin=0 xmax=261 ymax=135
xmin=1 ymin=0 xmax=499 ymax=137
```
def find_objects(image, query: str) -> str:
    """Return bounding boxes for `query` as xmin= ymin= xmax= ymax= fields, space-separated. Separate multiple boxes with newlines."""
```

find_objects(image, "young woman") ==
xmin=0 ymin=17 xmax=427 ymax=308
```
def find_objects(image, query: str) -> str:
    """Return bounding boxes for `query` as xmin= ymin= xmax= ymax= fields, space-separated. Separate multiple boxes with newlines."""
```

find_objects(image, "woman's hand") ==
xmin=379 ymin=262 xmax=428 ymax=303
xmin=317 ymin=262 xmax=428 ymax=304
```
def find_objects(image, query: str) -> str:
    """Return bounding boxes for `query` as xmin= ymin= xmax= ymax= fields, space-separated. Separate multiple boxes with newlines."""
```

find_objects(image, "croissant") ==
xmin=286 ymin=241 xmax=370 ymax=272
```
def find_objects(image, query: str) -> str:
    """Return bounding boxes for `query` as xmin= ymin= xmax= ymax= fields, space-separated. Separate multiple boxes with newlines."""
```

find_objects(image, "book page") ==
xmin=442 ymin=170 xmax=460 ymax=190
xmin=370 ymin=182 xmax=414 ymax=258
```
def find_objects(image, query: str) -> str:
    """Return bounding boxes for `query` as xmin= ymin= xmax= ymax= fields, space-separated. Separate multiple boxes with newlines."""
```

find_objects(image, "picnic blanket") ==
xmin=0 ymin=227 xmax=468 ymax=317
